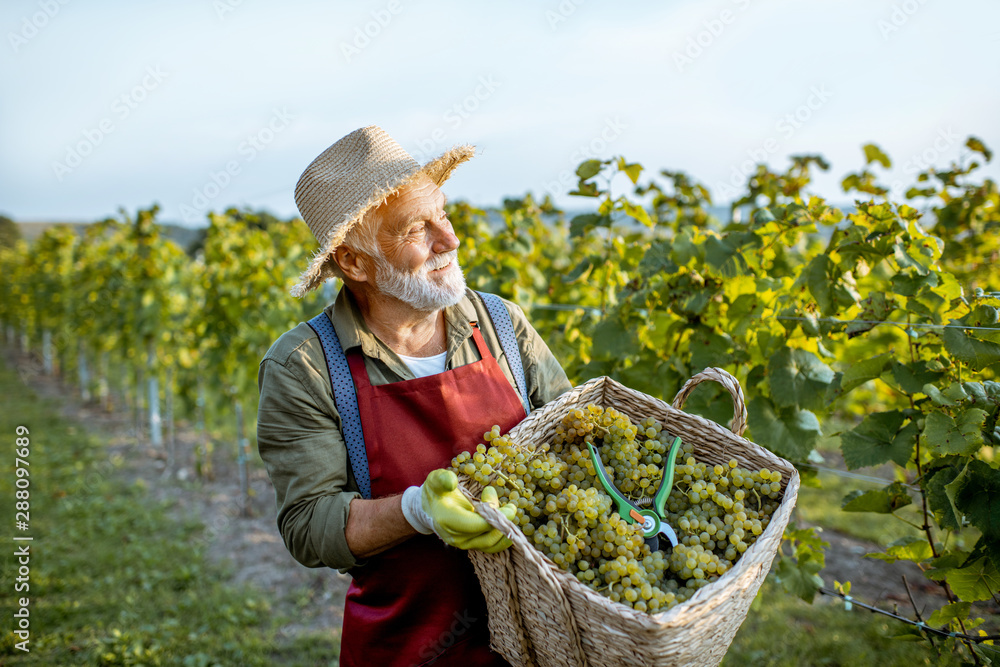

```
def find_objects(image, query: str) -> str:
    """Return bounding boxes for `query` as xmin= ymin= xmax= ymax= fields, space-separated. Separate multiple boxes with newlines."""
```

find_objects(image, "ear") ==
xmin=333 ymin=245 xmax=372 ymax=284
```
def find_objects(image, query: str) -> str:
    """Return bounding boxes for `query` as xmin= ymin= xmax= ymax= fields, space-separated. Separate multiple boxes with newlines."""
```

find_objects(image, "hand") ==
xmin=402 ymin=469 xmax=516 ymax=553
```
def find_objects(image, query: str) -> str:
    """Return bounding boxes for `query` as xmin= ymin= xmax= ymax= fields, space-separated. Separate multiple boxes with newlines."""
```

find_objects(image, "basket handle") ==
xmin=671 ymin=367 xmax=748 ymax=437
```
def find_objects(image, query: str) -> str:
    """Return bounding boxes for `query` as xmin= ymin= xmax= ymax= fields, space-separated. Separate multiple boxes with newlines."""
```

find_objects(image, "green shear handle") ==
xmin=585 ymin=436 xmax=682 ymax=551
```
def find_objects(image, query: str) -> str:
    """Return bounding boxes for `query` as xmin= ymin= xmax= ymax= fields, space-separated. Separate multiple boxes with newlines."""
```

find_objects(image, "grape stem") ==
xmin=493 ymin=469 xmax=523 ymax=491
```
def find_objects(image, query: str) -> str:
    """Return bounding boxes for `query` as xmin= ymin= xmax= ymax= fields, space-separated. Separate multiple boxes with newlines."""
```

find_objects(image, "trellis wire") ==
xmin=818 ymin=587 xmax=1000 ymax=644
xmin=775 ymin=316 xmax=1000 ymax=332
xmin=798 ymin=463 xmax=920 ymax=492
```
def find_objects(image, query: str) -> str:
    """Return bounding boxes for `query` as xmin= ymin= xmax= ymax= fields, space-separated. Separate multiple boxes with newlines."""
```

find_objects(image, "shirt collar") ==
xmin=326 ymin=285 xmax=479 ymax=358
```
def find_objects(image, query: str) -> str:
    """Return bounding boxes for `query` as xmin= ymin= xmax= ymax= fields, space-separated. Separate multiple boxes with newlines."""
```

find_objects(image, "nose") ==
xmin=431 ymin=217 xmax=460 ymax=254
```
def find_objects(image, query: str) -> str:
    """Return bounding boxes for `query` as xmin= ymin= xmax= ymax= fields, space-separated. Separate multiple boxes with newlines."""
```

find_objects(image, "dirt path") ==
xmin=2 ymin=346 xmax=351 ymax=645
xmin=5 ymin=343 xmax=995 ymax=646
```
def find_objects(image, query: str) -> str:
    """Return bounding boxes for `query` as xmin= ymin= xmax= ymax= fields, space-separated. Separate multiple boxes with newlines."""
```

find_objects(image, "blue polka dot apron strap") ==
xmin=306 ymin=311 xmax=372 ymax=500
xmin=476 ymin=291 xmax=531 ymax=417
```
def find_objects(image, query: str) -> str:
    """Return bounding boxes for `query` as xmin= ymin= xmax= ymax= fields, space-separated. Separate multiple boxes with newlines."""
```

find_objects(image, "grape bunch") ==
xmin=451 ymin=404 xmax=785 ymax=614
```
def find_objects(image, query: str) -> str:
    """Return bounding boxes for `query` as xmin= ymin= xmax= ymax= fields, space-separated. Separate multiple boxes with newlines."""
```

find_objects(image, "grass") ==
xmin=724 ymin=582 xmax=965 ymax=667
xmin=0 ymin=356 xmax=338 ymax=666
xmin=795 ymin=467 xmax=922 ymax=547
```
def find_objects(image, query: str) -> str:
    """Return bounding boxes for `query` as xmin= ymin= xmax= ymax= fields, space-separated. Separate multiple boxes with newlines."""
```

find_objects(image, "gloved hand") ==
xmin=401 ymin=469 xmax=516 ymax=553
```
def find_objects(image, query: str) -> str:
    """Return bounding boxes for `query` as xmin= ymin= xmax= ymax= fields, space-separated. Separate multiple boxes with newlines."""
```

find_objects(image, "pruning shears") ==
xmin=586 ymin=436 xmax=683 ymax=551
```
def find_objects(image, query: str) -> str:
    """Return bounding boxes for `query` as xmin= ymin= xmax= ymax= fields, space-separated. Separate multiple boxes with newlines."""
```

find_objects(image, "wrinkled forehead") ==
xmin=378 ymin=175 xmax=447 ymax=232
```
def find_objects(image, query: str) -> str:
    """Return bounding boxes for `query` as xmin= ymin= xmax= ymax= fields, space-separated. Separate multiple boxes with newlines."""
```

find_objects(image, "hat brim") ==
xmin=290 ymin=144 xmax=475 ymax=298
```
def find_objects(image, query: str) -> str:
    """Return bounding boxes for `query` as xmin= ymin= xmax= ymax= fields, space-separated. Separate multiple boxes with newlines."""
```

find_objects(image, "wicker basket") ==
xmin=461 ymin=367 xmax=800 ymax=667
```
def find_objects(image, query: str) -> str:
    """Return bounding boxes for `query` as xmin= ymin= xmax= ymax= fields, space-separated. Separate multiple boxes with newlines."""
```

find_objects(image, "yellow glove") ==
xmin=413 ymin=469 xmax=516 ymax=553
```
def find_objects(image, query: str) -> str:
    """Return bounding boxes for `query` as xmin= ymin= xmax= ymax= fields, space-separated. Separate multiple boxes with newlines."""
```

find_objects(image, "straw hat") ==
xmin=290 ymin=125 xmax=475 ymax=297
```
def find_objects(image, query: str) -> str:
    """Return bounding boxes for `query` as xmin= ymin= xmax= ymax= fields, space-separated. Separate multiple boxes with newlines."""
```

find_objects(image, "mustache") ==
xmin=425 ymin=251 xmax=458 ymax=271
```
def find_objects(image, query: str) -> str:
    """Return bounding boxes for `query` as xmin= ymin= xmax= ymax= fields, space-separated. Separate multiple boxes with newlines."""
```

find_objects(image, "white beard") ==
xmin=372 ymin=249 xmax=467 ymax=312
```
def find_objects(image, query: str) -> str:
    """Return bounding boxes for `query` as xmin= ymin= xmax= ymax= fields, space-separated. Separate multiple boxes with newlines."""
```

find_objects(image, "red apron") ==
xmin=339 ymin=324 xmax=525 ymax=667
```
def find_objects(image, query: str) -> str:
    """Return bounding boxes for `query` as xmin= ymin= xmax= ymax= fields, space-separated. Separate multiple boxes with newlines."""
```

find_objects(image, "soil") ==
xmin=5 ymin=344 xmax=997 ymax=648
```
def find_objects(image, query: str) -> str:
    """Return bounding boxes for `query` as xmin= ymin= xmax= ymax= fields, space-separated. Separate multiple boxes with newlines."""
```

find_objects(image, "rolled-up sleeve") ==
xmin=256 ymin=354 xmax=361 ymax=570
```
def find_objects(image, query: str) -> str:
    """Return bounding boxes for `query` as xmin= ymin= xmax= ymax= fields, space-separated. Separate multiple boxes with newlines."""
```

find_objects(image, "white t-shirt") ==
xmin=397 ymin=351 xmax=448 ymax=378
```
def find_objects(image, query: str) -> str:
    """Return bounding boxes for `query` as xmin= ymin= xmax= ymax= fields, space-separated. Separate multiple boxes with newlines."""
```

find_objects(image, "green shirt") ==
xmin=256 ymin=287 xmax=572 ymax=571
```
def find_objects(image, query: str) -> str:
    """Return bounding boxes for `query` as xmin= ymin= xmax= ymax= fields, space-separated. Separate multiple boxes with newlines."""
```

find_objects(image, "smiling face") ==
xmin=367 ymin=175 xmax=467 ymax=311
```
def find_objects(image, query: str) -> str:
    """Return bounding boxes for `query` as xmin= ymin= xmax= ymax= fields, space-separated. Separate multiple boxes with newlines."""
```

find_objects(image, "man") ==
xmin=256 ymin=125 xmax=571 ymax=666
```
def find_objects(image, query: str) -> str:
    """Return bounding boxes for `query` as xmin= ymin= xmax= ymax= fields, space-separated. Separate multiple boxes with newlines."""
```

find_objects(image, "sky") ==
xmin=2 ymin=0 xmax=999 ymax=227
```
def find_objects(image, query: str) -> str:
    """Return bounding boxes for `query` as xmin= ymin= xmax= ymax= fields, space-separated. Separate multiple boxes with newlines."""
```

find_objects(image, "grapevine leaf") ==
xmin=926 ymin=601 xmax=972 ymax=628
xmin=893 ymin=240 xmax=931 ymax=276
xmin=637 ymin=240 xmax=677 ymax=278
xmin=963 ymin=305 xmax=1000 ymax=344
xmin=966 ymin=136 xmax=993 ymax=162
xmin=727 ymin=293 xmax=761 ymax=338
xmin=689 ymin=329 xmax=733 ymax=373
xmin=768 ymin=347 xmax=835 ymax=411
xmin=839 ymin=352 xmax=893 ymax=394
xmin=966 ymin=534 xmax=1000 ymax=571
xmin=944 ymin=557 xmax=1000 ymax=602
xmin=846 ymin=292 xmax=897 ymax=338
xmin=840 ymin=410 xmax=915 ymax=469
xmin=926 ymin=466 xmax=962 ymax=531
xmin=622 ymin=200 xmax=653 ymax=228
xmin=620 ymin=161 xmax=643 ymax=184
xmin=863 ymin=143 xmax=892 ymax=168
xmin=671 ymin=227 xmax=699 ymax=266
xmin=576 ymin=160 xmax=603 ymax=180
xmin=569 ymin=181 xmax=598 ymax=198
xmin=923 ymin=382 xmax=968 ymax=406
xmin=972 ymin=643 xmax=1000 ymax=663
xmin=785 ymin=525 xmax=829 ymax=556
xmin=802 ymin=255 xmax=836 ymax=314
xmin=890 ymin=360 xmax=945 ymax=394
xmin=704 ymin=235 xmax=752 ymax=277
xmin=569 ymin=214 xmax=602 ymax=238
xmin=866 ymin=536 xmax=933 ymax=564
xmin=940 ymin=319 xmax=1000 ymax=371
xmin=752 ymin=208 xmax=776 ymax=225
xmin=923 ymin=385 xmax=955 ymax=406
xmin=746 ymin=397 xmax=820 ymax=460
xmin=562 ymin=257 xmax=594 ymax=284
xmin=920 ymin=409 xmax=988 ymax=456
xmin=841 ymin=482 xmax=912 ymax=514
xmin=775 ymin=555 xmax=823 ymax=602
xmin=963 ymin=381 xmax=1000 ymax=407
xmin=591 ymin=318 xmax=639 ymax=362
xmin=949 ymin=459 xmax=1000 ymax=539
xmin=890 ymin=269 xmax=938 ymax=297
